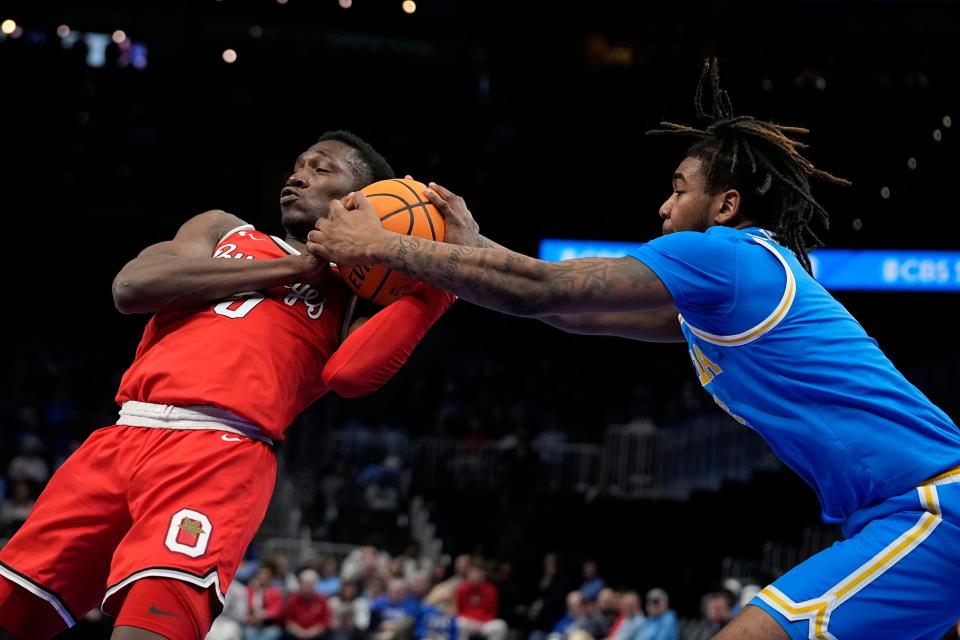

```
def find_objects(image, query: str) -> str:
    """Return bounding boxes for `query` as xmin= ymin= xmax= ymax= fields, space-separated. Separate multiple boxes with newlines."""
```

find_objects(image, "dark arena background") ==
xmin=2 ymin=0 xmax=959 ymax=637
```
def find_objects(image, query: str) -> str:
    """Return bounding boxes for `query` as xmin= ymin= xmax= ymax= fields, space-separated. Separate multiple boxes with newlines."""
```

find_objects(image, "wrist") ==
xmin=365 ymin=232 xmax=392 ymax=263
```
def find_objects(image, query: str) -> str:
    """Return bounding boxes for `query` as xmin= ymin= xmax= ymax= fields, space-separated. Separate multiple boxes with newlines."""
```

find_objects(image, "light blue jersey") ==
xmin=632 ymin=227 xmax=960 ymax=638
xmin=630 ymin=226 xmax=960 ymax=523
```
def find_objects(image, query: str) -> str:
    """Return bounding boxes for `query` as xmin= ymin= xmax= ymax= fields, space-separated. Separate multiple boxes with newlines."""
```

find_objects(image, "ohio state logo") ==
xmin=165 ymin=509 xmax=212 ymax=558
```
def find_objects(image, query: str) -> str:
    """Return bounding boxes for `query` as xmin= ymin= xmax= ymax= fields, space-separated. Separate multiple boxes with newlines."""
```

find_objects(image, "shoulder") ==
xmin=176 ymin=209 xmax=250 ymax=245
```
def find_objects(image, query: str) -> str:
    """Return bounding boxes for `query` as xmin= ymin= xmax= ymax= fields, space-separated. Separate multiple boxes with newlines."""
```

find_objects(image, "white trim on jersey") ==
xmin=117 ymin=401 xmax=274 ymax=445
xmin=270 ymin=235 xmax=302 ymax=255
xmin=102 ymin=567 xmax=226 ymax=614
xmin=679 ymin=235 xmax=796 ymax=347
xmin=218 ymin=223 xmax=254 ymax=245
xmin=0 ymin=563 xmax=76 ymax=627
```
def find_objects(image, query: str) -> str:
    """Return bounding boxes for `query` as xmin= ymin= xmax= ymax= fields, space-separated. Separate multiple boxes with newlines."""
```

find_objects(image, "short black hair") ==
xmin=316 ymin=130 xmax=394 ymax=190
xmin=647 ymin=59 xmax=850 ymax=273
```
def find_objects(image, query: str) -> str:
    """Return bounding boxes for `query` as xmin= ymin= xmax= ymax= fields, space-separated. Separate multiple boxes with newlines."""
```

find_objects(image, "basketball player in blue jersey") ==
xmin=308 ymin=60 xmax=960 ymax=639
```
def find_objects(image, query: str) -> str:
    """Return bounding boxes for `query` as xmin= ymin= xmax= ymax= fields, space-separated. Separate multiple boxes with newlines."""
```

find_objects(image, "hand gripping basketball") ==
xmin=309 ymin=178 xmax=446 ymax=305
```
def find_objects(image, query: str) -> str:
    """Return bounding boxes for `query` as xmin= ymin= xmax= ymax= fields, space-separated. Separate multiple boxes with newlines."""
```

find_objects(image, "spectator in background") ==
xmin=606 ymin=591 xmax=644 ymax=640
xmin=454 ymin=562 xmax=507 ymax=640
xmin=410 ymin=572 xmax=432 ymax=605
xmin=529 ymin=553 xmax=574 ymax=635
xmin=371 ymin=578 xmax=419 ymax=640
xmin=578 ymin=561 xmax=605 ymax=602
xmin=366 ymin=575 xmax=388 ymax=601
xmin=549 ymin=591 xmax=586 ymax=640
xmin=588 ymin=588 xmax=619 ymax=639
xmin=8 ymin=434 xmax=48 ymax=486
xmin=634 ymin=589 xmax=678 ymax=640
xmin=208 ymin=579 xmax=250 ymax=640
xmin=315 ymin=555 xmax=343 ymax=596
xmin=0 ymin=481 xmax=34 ymax=537
xmin=700 ymin=591 xmax=733 ymax=636
xmin=270 ymin=553 xmax=301 ymax=593
xmin=330 ymin=601 xmax=370 ymax=640
xmin=344 ymin=545 xmax=389 ymax=583
xmin=416 ymin=584 xmax=457 ymax=640
xmin=284 ymin=568 xmax=332 ymax=640
xmin=440 ymin=554 xmax=471 ymax=591
xmin=246 ymin=566 xmax=285 ymax=640
xmin=330 ymin=580 xmax=371 ymax=630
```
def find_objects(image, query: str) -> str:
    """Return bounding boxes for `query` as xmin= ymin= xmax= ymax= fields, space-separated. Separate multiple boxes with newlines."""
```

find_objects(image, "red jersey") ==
xmin=116 ymin=224 xmax=352 ymax=440
xmin=454 ymin=580 xmax=499 ymax=622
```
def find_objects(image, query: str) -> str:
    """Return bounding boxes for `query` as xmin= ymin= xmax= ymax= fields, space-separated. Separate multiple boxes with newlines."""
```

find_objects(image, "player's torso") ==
xmin=116 ymin=225 xmax=353 ymax=439
xmin=679 ymin=229 xmax=960 ymax=521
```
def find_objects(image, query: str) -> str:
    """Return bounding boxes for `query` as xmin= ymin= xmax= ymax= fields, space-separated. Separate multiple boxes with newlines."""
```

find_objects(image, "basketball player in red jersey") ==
xmin=0 ymin=131 xmax=455 ymax=640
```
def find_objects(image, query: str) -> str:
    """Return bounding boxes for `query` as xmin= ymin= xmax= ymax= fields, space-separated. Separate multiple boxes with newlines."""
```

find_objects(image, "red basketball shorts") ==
xmin=0 ymin=423 xmax=276 ymax=631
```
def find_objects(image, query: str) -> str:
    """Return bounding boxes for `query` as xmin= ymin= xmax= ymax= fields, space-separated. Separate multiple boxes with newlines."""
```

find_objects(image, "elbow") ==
xmin=322 ymin=372 xmax=380 ymax=399
xmin=112 ymin=276 xmax=149 ymax=314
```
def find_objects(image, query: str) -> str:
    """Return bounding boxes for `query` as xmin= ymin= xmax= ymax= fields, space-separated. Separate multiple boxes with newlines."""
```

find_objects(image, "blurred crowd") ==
xmin=196 ymin=550 xmax=747 ymax=640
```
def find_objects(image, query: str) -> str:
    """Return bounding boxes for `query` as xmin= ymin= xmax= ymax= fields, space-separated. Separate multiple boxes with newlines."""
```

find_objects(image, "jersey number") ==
xmin=689 ymin=343 xmax=723 ymax=386
xmin=213 ymin=292 xmax=265 ymax=319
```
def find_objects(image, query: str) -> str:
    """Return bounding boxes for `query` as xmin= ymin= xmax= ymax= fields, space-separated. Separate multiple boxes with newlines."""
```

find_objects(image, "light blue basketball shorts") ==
xmin=751 ymin=465 xmax=960 ymax=640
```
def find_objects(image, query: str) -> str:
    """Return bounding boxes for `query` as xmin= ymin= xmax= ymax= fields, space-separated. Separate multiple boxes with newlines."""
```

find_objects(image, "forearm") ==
xmin=321 ymin=286 xmax=455 ymax=397
xmin=113 ymin=253 xmax=309 ymax=314
xmin=538 ymin=308 xmax=683 ymax=342
xmin=369 ymin=234 xmax=667 ymax=316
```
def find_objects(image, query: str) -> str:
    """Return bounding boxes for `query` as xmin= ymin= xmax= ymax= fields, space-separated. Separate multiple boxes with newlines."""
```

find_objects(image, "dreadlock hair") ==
xmin=316 ymin=130 xmax=395 ymax=190
xmin=646 ymin=58 xmax=850 ymax=273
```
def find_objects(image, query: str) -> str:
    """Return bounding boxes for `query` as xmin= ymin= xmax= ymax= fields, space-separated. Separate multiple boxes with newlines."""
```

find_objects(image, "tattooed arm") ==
xmin=306 ymin=193 xmax=673 ymax=317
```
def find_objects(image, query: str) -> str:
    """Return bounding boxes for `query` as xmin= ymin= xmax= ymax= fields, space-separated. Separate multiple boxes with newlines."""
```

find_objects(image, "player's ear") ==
xmin=715 ymin=188 xmax=742 ymax=226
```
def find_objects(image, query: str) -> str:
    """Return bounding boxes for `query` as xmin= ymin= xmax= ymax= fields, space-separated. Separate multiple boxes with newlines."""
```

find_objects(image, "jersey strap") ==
xmin=679 ymin=236 xmax=796 ymax=347
xmin=117 ymin=401 xmax=273 ymax=445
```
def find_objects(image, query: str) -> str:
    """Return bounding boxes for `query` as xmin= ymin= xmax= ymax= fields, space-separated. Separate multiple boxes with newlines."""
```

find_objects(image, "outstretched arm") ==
xmin=306 ymin=191 xmax=673 ymax=318
xmin=113 ymin=210 xmax=326 ymax=314
xmin=321 ymin=284 xmax=456 ymax=397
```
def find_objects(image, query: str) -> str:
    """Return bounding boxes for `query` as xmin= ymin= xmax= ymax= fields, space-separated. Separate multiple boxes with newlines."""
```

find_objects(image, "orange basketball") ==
xmin=339 ymin=178 xmax=446 ymax=306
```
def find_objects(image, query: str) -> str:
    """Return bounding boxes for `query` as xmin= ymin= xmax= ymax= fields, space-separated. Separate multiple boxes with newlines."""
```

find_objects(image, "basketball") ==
xmin=339 ymin=178 xmax=446 ymax=306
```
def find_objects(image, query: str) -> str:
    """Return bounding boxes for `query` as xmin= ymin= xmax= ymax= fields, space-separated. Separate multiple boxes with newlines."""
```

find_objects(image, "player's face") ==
xmin=658 ymin=156 xmax=714 ymax=235
xmin=280 ymin=140 xmax=360 ymax=239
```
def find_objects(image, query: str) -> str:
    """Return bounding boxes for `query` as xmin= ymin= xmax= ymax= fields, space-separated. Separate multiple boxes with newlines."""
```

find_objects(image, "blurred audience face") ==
xmin=566 ymin=591 xmax=584 ymax=617
xmin=582 ymin=561 xmax=598 ymax=580
xmin=320 ymin=556 xmax=337 ymax=578
xmin=704 ymin=594 xmax=732 ymax=624
xmin=454 ymin=554 xmax=471 ymax=578
xmin=387 ymin=578 xmax=407 ymax=603
xmin=597 ymin=588 xmax=618 ymax=613
xmin=367 ymin=576 xmax=386 ymax=598
xmin=620 ymin=592 xmax=640 ymax=618
xmin=254 ymin=566 xmax=274 ymax=588
xmin=466 ymin=565 xmax=487 ymax=584
xmin=432 ymin=564 xmax=448 ymax=584
xmin=388 ymin=557 xmax=404 ymax=578
xmin=411 ymin=574 xmax=431 ymax=599
xmin=341 ymin=580 xmax=359 ymax=601
xmin=300 ymin=569 xmax=320 ymax=594
xmin=543 ymin=553 xmax=558 ymax=576
xmin=645 ymin=589 xmax=669 ymax=618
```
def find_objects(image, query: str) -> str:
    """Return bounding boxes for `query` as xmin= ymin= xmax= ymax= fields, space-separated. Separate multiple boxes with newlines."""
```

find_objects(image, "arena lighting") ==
xmin=339 ymin=0 xmax=352 ymax=8
xmin=907 ymin=157 xmax=917 ymax=170
xmin=933 ymin=129 xmax=943 ymax=142
xmin=222 ymin=48 xmax=237 ymax=63
xmin=880 ymin=186 xmax=891 ymax=199
xmin=944 ymin=115 xmax=953 ymax=129
xmin=276 ymin=0 xmax=289 ymax=5
xmin=402 ymin=0 xmax=416 ymax=14
xmin=538 ymin=239 xmax=960 ymax=292
xmin=112 ymin=29 xmax=127 ymax=44
xmin=1 ymin=19 xmax=16 ymax=35
xmin=56 ymin=24 xmax=70 ymax=38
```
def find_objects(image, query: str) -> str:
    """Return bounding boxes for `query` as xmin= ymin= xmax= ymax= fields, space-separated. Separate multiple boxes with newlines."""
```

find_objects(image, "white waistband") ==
xmin=117 ymin=401 xmax=273 ymax=445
